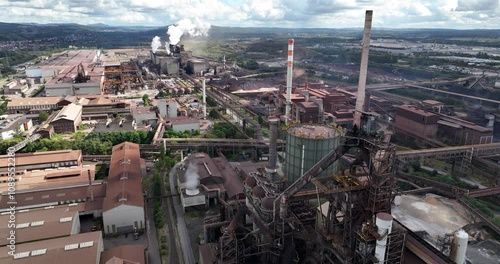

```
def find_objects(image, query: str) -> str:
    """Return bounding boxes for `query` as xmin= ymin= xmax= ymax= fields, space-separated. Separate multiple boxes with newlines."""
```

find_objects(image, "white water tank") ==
xmin=450 ymin=230 xmax=468 ymax=264
xmin=374 ymin=212 xmax=393 ymax=262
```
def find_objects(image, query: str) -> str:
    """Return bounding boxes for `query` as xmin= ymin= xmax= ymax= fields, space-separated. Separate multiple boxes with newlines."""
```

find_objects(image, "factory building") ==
xmin=164 ymin=117 xmax=200 ymax=134
xmin=45 ymin=50 xmax=103 ymax=97
xmin=100 ymin=245 xmax=145 ymax=264
xmin=0 ymin=149 xmax=82 ymax=173
xmin=0 ymin=117 xmax=32 ymax=140
xmin=0 ymin=206 xmax=81 ymax=246
xmin=438 ymin=115 xmax=493 ymax=145
xmin=49 ymin=103 xmax=83 ymax=133
xmin=131 ymin=106 xmax=157 ymax=127
xmin=158 ymin=98 xmax=178 ymax=118
xmin=0 ymin=231 xmax=104 ymax=264
xmin=3 ymin=79 xmax=28 ymax=95
xmin=102 ymin=142 xmax=145 ymax=235
xmin=395 ymin=105 xmax=440 ymax=138
xmin=187 ymin=59 xmax=208 ymax=75
xmin=7 ymin=96 xmax=63 ymax=114
xmin=177 ymin=153 xmax=244 ymax=211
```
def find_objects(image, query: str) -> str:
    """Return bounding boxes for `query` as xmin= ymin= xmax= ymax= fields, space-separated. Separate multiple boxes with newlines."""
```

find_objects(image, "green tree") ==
xmin=209 ymin=109 xmax=218 ymax=119
xmin=38 ymin=111 xmax=49 ymax=123
xmin=142 ymin=94 xmax=150 ymax=106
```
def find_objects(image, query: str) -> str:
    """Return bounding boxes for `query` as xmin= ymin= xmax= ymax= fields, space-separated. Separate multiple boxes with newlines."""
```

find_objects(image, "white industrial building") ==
xmin=131 ymin=106 xmax=157 ymax=127
xmin=165 ymin=117 xmax=200 ymax=134
xmin=0 ymin=117 xmax=32 ymax=140
xmin=158 ymin=98 xmax=178 ymax=118
xmin=102 ymin=142 xmax=145 ymax=235
xmin=25 ymin=67 xmax=59 ymax=79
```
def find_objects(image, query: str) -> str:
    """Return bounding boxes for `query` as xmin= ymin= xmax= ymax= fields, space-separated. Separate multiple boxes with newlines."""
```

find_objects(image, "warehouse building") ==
xmin=49 ymin=103 xmax=83 ymax=133
xmin=102 ymin=142 xmax=145 ymax=235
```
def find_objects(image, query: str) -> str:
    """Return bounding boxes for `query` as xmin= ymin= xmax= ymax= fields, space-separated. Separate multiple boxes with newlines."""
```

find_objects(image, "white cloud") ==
xmin=0 ymin=0 xmax=498 ymax=29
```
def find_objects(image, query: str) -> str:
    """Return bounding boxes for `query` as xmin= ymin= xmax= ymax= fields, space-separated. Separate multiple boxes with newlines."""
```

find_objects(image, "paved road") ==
xmin=146 ymin=169 xmax=161 ymax=264
xmin=169 ymin=163 xmax=196 ymax=264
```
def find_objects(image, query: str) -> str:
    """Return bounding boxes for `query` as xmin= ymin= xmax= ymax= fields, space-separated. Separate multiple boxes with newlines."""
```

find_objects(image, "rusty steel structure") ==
xmin=200 ymin=10 xmax=409 ymax=264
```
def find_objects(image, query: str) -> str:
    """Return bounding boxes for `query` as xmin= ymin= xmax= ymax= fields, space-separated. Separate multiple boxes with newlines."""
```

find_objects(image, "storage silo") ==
xmin=285 ymin=125 xmax=342 ymax=183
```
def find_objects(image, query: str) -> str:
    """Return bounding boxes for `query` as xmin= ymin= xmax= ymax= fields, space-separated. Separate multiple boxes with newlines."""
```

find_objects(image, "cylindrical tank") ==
xmin=450 ymin=230 xmax=468 ymax=264
xmin=285 ymin=125 xmax=341 ymax=183
xmin=374 ymin=212 xmax=393 ymax=262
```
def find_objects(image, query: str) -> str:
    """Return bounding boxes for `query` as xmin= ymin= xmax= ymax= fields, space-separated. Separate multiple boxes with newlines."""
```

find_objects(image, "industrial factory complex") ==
xmin=2 ymin=9 xmax=500 ymax=264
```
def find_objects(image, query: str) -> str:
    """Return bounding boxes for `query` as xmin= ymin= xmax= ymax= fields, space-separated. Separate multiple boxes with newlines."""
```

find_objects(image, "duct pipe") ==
xmin=285 ymin=39 xmax=294 ymax=124
xmin=87 ymin=169 xmax=94 ymax=202
xmin=353 ymin=10 xmax=373 ymax=128
xmin=265 ymin=117 xmax=279 ymax=182
xmin=374 ymin=212 xmax=393 ymax=262
xmin=450 ymin=230 xmax=468 ymax=264
xmin=202 ymin=79 xmax=207 ymax=120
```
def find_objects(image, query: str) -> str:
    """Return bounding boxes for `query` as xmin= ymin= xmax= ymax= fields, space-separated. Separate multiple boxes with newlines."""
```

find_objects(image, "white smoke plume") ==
xmin=185 ymin=162 xmax=199 ymax=190
xmin=167 ymin=18 xmax=211 ymax=45
xmin=151 ymin=36 xmax=162 ymax=54
xmin=164 ymin=41 xmax=171 ymax=55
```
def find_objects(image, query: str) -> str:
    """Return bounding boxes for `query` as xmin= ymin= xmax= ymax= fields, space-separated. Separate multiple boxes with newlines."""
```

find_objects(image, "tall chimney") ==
xmin=353 ymin=10 xmax=373 ymax=128
xmin=285 ymin=39 xmax=294 ymax=124
xmin=87 ymin=169 xmax=94 ymax=202
xmin=202 ymin=79 xmax=207 ymax=120
xmin=265 ymin=117 xmax=279 ymax=182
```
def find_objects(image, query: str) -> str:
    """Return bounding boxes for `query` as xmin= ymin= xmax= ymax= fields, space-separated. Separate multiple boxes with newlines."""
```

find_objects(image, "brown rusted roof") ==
xmin=103 ymin=142 xmax=144 ymax=212
xmin=101 ymin=245 xmax=145 ymax=264
xmin=0 ymin=181 xmax=106 ymax=209
xmin=0 ymin=206 xmax=78 ymax=246
xmin=0 ymin=150 xmax=81 ymax=169
xmin=213 ymin=157 xmax=243 ymax=199
xmin=0 ymin=231 xmax=102 ymax=264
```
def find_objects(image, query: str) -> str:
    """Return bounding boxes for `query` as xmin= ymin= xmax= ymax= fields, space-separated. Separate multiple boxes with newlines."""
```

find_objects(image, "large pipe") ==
xmin=353 ymin=10 xmax=373 ymax=128
xmin=450 ymin=230 xmax=468 ymax=264
xmin=374 ymin=212 xmax=393 ymax=262
xmin=265 ymin=117 xmax=279 ymax=182
xmin=87 ymin=169 xmax=94 ymax=202
xmin=285 ymin=39 xmax=294 ymax=124
xmin=202 ymin=78 xmax=207 ymax=120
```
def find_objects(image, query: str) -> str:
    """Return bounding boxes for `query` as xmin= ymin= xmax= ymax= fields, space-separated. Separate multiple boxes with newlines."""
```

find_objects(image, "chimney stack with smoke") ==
xmin=353 ymin=10 xmax=373 ymax=128
xmin=285 ymin=39 xmax=294 ymax=124
xmin=151 ymin=36 xmax=162 ymax=54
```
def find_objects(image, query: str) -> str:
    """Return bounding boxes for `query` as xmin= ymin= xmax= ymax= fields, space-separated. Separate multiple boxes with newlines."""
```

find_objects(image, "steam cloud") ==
xmin=151 ymin=36 xmax=162 ymax=54
xmin=167 ymin=18 xmax=211 ymax=45
xmin=185 ymin=162 xmax=199 ymax=190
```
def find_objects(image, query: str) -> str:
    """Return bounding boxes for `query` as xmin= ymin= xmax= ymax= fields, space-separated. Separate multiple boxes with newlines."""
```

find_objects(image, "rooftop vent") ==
xmin=31 ymin=221 xmax=44 ymax=227
xmin=64 ymin=243 xmax=79 ymax=251
xmin=16 ymin=223 xmax=30 ymax=229
xmin=80 ymin=241 xmax=94 ymax=248
xmin=13 ymin=252 xmax=30 ymax=259
xmin=59 ymin=217 xmax=73 ymax=223
xmin=31 ymin=249 xmax=47 ymax=256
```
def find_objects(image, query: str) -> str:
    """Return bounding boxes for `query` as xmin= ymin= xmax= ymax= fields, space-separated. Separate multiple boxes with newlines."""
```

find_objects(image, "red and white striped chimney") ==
xmin=285 ymin=39 xmax=294 ymax=124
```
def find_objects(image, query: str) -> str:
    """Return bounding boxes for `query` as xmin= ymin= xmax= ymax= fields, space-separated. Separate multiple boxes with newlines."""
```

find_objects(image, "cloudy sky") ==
xmin=0 ymin=0 xmax=498 ymax=29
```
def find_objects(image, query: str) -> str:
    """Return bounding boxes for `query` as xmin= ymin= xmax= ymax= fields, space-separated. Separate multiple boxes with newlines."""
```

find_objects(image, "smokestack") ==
xmin=353 ymin=10 xmax=373 ymax=128
xmin=202 ymin=79 xmax=207 ymax=120
xmin=87 ymin=169 xmax=94 ymax=202
xmin=285 ymin=39 xmax=294 ymax=124
xmin=265 ymin=117 xmax=279 ymax=182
